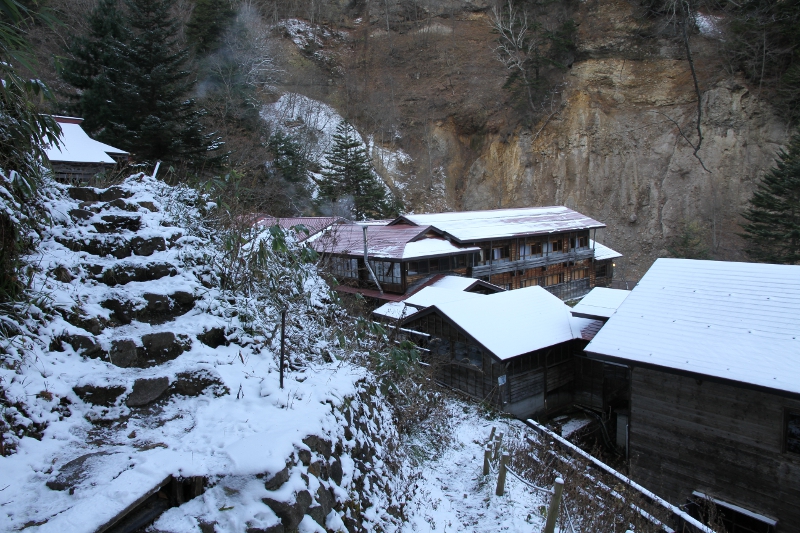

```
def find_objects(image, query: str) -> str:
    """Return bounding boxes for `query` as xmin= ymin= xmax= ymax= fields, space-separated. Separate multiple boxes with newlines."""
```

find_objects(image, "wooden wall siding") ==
xmin=629 ymin=368 xmax=800 ymax=531
xmin=484 ymin=259 xmax=595 ymax=293
xmin=574 ymin=357 xmax=605 ymax=410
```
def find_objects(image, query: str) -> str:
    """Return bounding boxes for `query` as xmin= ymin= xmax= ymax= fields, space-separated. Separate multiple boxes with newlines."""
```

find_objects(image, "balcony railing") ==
xmin=543 ymin=279 xmax=592 ymax=301
xmin=471 ymin=248 xmax=594 ymax=277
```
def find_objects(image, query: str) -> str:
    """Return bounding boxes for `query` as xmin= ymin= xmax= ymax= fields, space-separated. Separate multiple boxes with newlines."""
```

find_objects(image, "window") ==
xmin=545 ymin=273 xmax=564 ymax=286
xmin=370 ymin=260 xmax=401 ymax=284
xmin=454 ymin=254 xmax=467 ymax=268
xmin=492 ymin=246 xmax=510 ymax=261
xmin=408 ymin=260 xmax=428 ymax=276
xmin=571 ymin=268 xmax=589 ymax=280
xmin=330 ymin=257 xmax=358 ymax=279
xmin=551 ymin=239 xmax=563 ymax=252
xmin=786 ymin=409 xmax=800 ymax=455
xmin=596 ymin=264 xmax=608 ymax=278
xmin=570 ymin=236 xmax=588 ymax=249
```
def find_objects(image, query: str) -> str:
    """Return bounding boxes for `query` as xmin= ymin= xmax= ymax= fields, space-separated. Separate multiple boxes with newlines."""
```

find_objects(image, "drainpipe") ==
xmin=363 ymin=226 xmax=383 ymax=294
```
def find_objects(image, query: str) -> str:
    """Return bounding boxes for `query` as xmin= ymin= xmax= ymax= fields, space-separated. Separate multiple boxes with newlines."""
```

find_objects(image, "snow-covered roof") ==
xmin=429 ymin=275 xmax=505 ymax=294
xmin=412 ymin=286 xmax=594 ymax=360
xmin=45 ymin=118 xmax=128 ymax=164
xmin=373 ymin=287 xmax=484 ymax=320
xmin=252 ymin=215 xmax=347 ymax=241
xmin=586 ymin=259 xmax=800 ymax=395
xmin=311 ymin=223 xmax=479 ymax=260
xmin=393 ymin=206 xmax=605 ymax=243
xmin=590 ymin=240 xmax=623 ymax=261
xmin=572 ymin=287 xmax=630 ymax=320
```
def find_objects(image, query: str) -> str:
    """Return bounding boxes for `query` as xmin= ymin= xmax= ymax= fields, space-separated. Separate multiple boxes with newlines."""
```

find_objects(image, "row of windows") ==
xmin=407 ymin=254 xmax=469 ymax=276
xmin=478 ymin=236 xmax=590 ymax=265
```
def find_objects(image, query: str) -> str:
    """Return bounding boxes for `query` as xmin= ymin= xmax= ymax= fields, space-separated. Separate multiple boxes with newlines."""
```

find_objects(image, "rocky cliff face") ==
xmin=353 ymin=0 xmax=793 ymax=279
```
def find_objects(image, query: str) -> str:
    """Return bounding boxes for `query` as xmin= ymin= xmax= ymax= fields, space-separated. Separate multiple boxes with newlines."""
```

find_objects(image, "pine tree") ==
xmin=60 ymin=0 xmax=125 ymax=134
xmin=186 ymin=0 xmax=234 ymax=53
xmin=318 ymin=121 xmax=395 ymax=220
xmin=741 ymin=134 xmax=800 ymax=264
xmin=60 ymin=0 xmax=223 ymax=169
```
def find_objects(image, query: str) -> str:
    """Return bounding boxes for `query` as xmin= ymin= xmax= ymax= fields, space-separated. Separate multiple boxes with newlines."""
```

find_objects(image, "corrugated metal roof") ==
xmin=590 ymin=240 xmax=623 ymax=261
xmin=373 ymin=287 xmax=485 ymax=320
xmin=394 ymin=206 xmax=605 ymax=243
xmin=586 ymin=258 xmax=800 ymax=395
xmin=413 ymin=286 xmax=593 ymax=360
xmin=253 ymin=216 xmax=346 ymax=241
xmin=310 ymin=224 xmax=479 ymax=260
xmin=572 ymin=287 xmax=630 ymax=320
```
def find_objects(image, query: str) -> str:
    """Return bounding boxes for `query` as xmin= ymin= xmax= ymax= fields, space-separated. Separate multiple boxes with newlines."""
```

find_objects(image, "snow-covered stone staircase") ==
xmin=1 ymin=175 xmax=403 ymax=533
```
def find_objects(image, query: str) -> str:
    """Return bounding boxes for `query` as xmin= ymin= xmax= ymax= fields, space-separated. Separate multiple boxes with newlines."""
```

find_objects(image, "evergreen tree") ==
xmin=60 ymin=0 xmax=125 ymax=134
xmin=60 ymin=0 xmax=223 ymax=169
xmin=318 ymin=121 xmax=395 ymax=220
xmin=741 ymin=134 xmax=800 ymax=264
xmin=268 ymin=131 xmax=308 ymax=184
xmin=186 ymin=0 xmax=234 ymax=53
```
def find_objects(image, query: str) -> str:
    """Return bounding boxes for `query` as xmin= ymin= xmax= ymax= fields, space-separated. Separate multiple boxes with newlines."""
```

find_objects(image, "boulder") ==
xmin=47 ymin=451 xmax=109 ymax=491
xmin=68 ymin=209 xmax=94 ymax=222
xmin=73 ymin=383 xmax=126 ymax=406
xmin=172 ymin=369 xmax=228 ymax=397
xmin=68 ymin=187 xmax=99 ymax=203
xmin=105 ymin=198 xmax=138 ymax=212
xmin=262 ymin=490 xmax=312 ymax=531
xmin=197 ymin=327 xmax=227 ymax=348
xmin=302 ymin=436 xmax=332 ymax=459
xmin=141 ymin=332 xmax=189 ymax=366
xmin=63 ymin=334 xmax=104 ymax=359
xmin=126 ymin=377 xmax=170 ymax=407
xmin=131 ymin=236 xmax=166 ymax=256
xmin=263 ymin=465 xmax=290 ymax=491
xmin=98 ymin=186 xmax=131 ymax=202
xmin=138 ymin=201 xmax=158 ymax=212
xmin=109 ymin=339 xmax=140 ymax=368
xmin=101 ymin=298 xmax=135 ymax=325
xmin=93 ymin=214 xmax=141 ymax=234
xmin=308 ymin=485 xmax=335 ymax=527
xmin=101 ymin=262 xmax=176 ymax=286
xmin=329 ymin=459 xmax=343 ymax=486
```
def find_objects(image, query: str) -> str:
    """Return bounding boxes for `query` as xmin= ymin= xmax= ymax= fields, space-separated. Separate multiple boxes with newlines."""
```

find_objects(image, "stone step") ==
xmin=92 ymin=214 xmax=142 ymax=234
xmin=101 ymin=291 xmax=196 ymax=326
xmin=68 ymin=186 xmax=132 ymax=204
xmin=108 ymin=332 xmax=191 ymax=368
xmin=99 ymin=261 xmax=177 ymax=286
xmin=57 ymin=235 xmax=169 ymax=259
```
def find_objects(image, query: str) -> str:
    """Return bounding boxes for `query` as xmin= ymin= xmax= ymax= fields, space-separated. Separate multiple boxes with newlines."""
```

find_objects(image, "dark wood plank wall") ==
xmin=630 ymin=368 xmax=800 ymax=531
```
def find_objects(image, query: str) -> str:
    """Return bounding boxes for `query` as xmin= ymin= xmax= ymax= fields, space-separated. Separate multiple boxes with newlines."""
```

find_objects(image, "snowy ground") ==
xmin=402 ymin=401 xmax=552 ymax=532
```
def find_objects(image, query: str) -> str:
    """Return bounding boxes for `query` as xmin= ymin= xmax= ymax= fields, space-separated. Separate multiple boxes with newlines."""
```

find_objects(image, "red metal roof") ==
xmin=252 ymin=215 xmax=348 ymax=241
xmin=311 ymin=223 xmax=431 ymax=258
xmin=333 ymin=284 xmax=406 ymax=302
xmin=580 ymin=320 xmax=604 ymax=341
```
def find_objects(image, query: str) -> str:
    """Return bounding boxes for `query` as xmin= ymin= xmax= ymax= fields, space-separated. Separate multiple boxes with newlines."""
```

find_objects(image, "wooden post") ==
xmin=494 ymin=432 xmax=504 ymax=460
xmin=495 ymin=452 xmax=510 ymax=496
xmin=280 ymin=308 xmax=286 ymax=389
xmin=488 ymin=426 xmax=496 ymax=444
xmin=483 ymin=446 xmax=492 ymax=476
xmin=544 ymin=477 xmax=564 ymax=533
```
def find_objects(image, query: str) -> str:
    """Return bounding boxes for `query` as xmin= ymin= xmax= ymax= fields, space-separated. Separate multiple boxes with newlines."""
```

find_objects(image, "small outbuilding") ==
xmin=45 ymin=116 xmax=129 ymax=184
xmin=586 ymin=258 xmax=800 ymax=532
xmin=400 ymin=286 xmax=601 ymax=417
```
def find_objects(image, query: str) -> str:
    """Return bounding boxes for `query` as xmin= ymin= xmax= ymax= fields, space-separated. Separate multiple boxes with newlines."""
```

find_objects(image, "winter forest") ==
xmin=1 ymin=0 xmax=799 ymax=532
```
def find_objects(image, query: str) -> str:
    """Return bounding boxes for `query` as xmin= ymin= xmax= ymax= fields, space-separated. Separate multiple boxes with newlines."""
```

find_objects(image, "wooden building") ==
xmin=398 ymin=286 xmax=602 ymax=417
xmin=310 ymin=206 xmax=622 ymax=301
xmin=585 ymin=259 xmax=800 ymax=532
xmin=45 ymin=116 xmax=129 ymax=185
